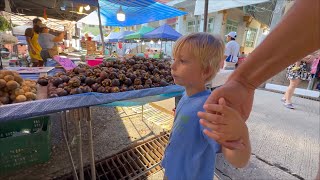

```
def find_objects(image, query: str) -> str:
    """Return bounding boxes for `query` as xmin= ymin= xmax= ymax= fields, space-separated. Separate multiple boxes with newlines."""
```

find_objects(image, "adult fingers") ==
xmin=198 ymin=112 xmax=226 ymax=125
xmin=204 ymin=87 xmax=224 ymax=105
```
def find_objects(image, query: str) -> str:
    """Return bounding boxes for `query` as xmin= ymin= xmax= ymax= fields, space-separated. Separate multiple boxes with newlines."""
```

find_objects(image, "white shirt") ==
xmin=224 ymin=40 xmax=240 ymax=63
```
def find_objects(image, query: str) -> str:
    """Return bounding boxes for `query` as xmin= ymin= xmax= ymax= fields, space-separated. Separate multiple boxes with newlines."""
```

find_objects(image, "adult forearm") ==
xmin=229 ymin=0 xmax=320 ymax=89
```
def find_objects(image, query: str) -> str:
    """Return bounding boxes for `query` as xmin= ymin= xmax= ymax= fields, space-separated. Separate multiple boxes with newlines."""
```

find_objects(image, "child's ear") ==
xmin=202 ymin=67 xmax=214 ymax=80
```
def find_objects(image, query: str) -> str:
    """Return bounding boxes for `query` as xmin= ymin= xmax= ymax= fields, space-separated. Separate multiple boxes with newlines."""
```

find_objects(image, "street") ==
xmin=215 ymin=90 xmax=320 ymax=180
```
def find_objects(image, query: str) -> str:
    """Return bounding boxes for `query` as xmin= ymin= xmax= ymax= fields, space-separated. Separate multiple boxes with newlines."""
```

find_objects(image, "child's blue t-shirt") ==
xmin=162 ymin=90 xmax=221 ymax=180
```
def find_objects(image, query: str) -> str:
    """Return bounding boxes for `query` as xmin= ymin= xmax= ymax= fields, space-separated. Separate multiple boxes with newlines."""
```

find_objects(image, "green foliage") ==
xmin=0 ymin=16 xmax=10 ymax=32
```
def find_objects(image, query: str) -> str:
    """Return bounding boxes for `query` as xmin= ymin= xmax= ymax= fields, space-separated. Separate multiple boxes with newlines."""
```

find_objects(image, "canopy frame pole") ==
xmin=164 ymin=40 xmax=166 ymax=54
xmin=97 ymin=1 xmax=105 ymax=55
xmin=203 ymin=0 xmax=209 ymax=32
xmin=135 ymin=41 xmax=138 ymax=53
xmin=160 ymin=39 xmax=162 ymax=53
xmin=141 ymin=41 xmax=142 ymax=53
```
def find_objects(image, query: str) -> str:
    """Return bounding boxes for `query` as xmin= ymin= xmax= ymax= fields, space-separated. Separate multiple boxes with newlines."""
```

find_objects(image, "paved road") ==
xmin=215 ymin=90 xmax=320 ymax=180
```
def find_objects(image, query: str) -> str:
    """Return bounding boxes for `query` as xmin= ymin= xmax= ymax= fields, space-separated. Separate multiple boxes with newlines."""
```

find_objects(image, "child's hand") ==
xmin=198 ymin=98 xmax=247 ymax=150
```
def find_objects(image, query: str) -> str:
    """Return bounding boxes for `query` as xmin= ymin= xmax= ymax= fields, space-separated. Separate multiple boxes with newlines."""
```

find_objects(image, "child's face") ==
xmin=171 ymin=44 xmax=209 ymax=89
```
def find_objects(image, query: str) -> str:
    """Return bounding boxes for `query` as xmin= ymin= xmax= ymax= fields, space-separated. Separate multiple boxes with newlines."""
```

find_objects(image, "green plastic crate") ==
xmin=0 ymin=116 xmax=51 ymax=175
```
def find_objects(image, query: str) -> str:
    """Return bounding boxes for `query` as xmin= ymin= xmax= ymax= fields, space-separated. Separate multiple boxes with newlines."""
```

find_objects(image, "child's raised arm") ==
xmin=198 ymin=98 xmax=251 ymax=168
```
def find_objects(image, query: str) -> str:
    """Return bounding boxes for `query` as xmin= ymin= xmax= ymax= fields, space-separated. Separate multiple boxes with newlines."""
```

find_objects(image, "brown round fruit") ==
xmin=37 ymin=78 xmax=49 ymax=86
xmin=6 ymin=80 xmax=19 ymax=90
xmin=4 ymin=75 xmax=14 ymax=82
xmin=15 ymin=95 xmax=27 ymax=103
xmin=0 ymin=79 xmax=6 ymax=88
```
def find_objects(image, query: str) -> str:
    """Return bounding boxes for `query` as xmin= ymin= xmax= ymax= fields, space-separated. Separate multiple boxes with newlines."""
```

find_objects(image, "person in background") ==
xmin=25 ymin=18 xmax=43 ymax=67
xmin=197 ymin=0 xmax=319 ymax=178
xmin=223 ymin=31 xmax=240 ymax=70
xmin=282 ymin=54 xmax=313 ymax=109
xmin=309 ymin=51 xmax=320 ymax=90
xmin=236 ymin=51 xmax=246 ymax=68
xmin=38 ymin=23 xmax=64 ymax=66
xmin=162 ymin=33 xmax=250 ymax=180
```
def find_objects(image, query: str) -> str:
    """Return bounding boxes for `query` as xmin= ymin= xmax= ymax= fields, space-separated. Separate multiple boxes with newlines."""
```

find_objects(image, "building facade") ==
xmin=141 ymin=4 xmax=271 ymax=56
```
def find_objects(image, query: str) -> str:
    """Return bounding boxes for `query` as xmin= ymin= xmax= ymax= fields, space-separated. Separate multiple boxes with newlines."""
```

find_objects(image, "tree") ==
xmin=0 ymin=16 xmax=10 ymax=32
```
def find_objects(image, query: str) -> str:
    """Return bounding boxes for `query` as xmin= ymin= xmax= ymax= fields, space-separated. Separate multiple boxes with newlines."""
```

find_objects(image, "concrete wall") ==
xmin=284 ymin=1 xmax=295 ymax=14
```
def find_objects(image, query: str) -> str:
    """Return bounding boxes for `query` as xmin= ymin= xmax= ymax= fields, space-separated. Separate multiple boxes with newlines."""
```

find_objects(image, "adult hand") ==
xmin=198 ymin=78 xmax=255 ymax=150
xmin=198 ymin=98 xmax=247 ymax=150
xmin=205 ymin=78 xmax=255 ymax=120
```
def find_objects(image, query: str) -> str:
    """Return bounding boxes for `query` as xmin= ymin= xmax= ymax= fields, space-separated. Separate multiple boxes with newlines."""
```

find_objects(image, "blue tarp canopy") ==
xmin=143 ymin=24 xmax=182 ymax=41
xmin=93 ymin=35 xmax=106 ymax=43
xmin=106 ymin=31 xmax=135 ymax=42
xmin=106 ymin=32 xmax=121 ymax=42
xmin=125 ymin=26 xmax=154 ymax=40
xmin=98 ymin=0 xmax=187 ymax=26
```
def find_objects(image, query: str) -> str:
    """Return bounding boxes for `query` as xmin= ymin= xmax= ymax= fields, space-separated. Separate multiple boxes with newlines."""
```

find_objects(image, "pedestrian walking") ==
xmin=282 ymin=55 xmax=313 ymax=109
xmin=223 ymin=31 xmax=240 ymax=70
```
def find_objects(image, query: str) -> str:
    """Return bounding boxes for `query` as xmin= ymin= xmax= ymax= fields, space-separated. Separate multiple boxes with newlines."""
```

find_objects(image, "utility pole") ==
xmin=97 ymin=1 xmax=105 ymax=55
xmin=203 ymin=0 xmax=209 ymax=32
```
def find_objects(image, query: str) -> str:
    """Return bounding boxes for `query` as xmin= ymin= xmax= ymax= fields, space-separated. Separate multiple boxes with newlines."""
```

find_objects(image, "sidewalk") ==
xmin=152 ymin=89 xmax=320 ymax=179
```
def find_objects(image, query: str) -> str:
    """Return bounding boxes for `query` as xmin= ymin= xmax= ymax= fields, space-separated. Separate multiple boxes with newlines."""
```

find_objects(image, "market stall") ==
xmin=125 ymin=26 xmax=155 ymax=40
xmin=0 ymin=33 xmax=18 ymax=69
xmin=0 ymin=0 xmax=188 ymax=179
xmin=143 ymin=24 xmax=182 ymax=54
xmin=143 ymin=24 xmax=182 ymax=41
xmin=0 ymin=55 xmax=184 ymax=179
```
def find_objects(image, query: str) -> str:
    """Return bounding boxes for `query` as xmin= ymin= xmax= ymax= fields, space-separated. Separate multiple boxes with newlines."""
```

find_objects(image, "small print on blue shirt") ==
xmin=162 ymin=90 xmax=221 ymax=180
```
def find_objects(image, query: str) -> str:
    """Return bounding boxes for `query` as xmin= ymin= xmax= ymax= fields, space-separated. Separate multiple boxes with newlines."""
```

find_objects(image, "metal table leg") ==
xmin=74 ymin=109 xmax=84 ymax=180
xmin=141 ymin=105 xmax=144 ymax=121
xmin=0 ymin=56 xmax=3 ymax=69
xmin=61 ymin=111 xmax=79 ymax=180
xmin=65 ymin=110 xmax=70 ymax=142
xmin=87 ymin=107 xmax=96 ymax=180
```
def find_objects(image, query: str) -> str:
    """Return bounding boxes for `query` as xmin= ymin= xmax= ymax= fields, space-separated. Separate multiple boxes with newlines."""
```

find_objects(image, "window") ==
xmin=187 ymin=21 xmax=195 ymax=33
xmin=225 ymin=19 xmax=238 ymax=35
xmin=187 ymin=19 xmax=200 ymax=33
xmin=245 ymin=27 xmax=258 ymax=47
xmin=195 ymin=19 xmax=200 ymax=32
xmin=208 ymin=17 xmax=214 ymax=33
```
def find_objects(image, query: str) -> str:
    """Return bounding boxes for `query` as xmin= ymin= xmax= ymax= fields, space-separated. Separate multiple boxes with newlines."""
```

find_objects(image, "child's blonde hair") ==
xmin=173 ymin=32 xmax=225 ymax=81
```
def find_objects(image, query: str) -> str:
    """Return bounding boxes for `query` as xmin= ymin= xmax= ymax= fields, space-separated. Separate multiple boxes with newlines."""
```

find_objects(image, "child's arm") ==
xmin=222 ymin=125 xmax=251 ymax=168
xmin=198 ymin=98 xmax=251 ymax=168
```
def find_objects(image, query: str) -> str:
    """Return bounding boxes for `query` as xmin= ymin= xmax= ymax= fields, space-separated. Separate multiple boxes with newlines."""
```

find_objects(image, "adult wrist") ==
xmin=227 ymin=72 xmax=257 ymax=91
